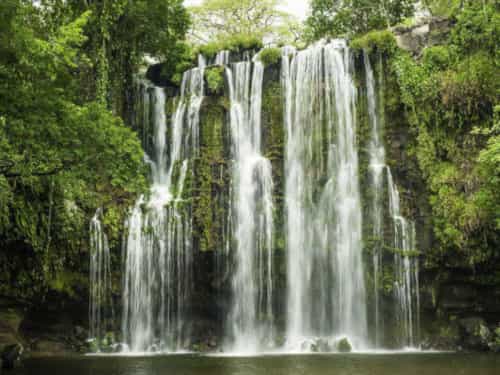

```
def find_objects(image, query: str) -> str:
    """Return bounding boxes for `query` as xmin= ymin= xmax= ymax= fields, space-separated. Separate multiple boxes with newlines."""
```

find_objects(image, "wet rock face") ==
xmin=336 ymin=337 xmax=352 ymax=353
xmin=439 ymin=284 xmax=478 ymax=311
xmin=458 ymin=317 xmax=491 ymax=351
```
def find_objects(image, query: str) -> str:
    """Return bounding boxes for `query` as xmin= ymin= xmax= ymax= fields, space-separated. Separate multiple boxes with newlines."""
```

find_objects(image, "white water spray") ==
xmin=283 ymin=41 xmax=368 ymax=351
xmin=364 ymin=52 xmax=420 ymax=348
xmin=121 ymin=60 xmax=205 ymax=353
xmin=226 ymin=57 xmax=275 ymax=353
xmin=89 ymin=209 xmax=113 ymax=350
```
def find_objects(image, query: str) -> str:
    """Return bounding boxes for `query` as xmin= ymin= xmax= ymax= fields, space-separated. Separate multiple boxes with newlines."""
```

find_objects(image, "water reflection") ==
xmin=12 ymin=354 xmax=500 ymax=375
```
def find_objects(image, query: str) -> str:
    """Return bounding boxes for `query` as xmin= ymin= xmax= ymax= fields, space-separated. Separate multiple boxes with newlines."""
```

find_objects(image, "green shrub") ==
xmin=423 ymin=0 xmax=462 ymax=17
xmin=205 ymin=66 xmax=225 ymax=94
xmin=440 ymin=52 xmax=498 ymax=114
xmin=226 ymin=33 xmax=263 ymax=52
xmin=451 ymin=2 xmax=499 ymax=56
xmin=258 ymin=47 xmax=281 ymax=66
xmin=158 ymin=42 xmax=196 ymax=86
xmin=350 ymin=30 xmax=397 ymax=55
xmin=197 ymin=34 xmax=264 ymax=61
xmin=422 ymin=46 xmax=456 ymax=71
xmin=198 ymin=42 xmax=221 ymax=60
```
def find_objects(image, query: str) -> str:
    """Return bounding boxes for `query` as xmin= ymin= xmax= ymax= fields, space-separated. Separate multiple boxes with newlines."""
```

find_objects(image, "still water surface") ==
xmin=11 ymin=353 xmax=500 ymax=375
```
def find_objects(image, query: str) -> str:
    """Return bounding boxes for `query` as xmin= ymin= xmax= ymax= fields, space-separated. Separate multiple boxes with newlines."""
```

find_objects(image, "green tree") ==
xmin=0 ymin=0 xmax=148 ymax=298
xmin=189 ymin=0 xmax=296 ymax=44
xmin=38 ymin=0 xmax=191 ymax=115
xmin=306 ymin=0 xmax=415 ymax=40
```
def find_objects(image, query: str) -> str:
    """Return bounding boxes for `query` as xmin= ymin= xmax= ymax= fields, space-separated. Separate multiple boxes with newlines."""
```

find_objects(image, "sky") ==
xmin=184 ymin=0 xmax=311 ymax=21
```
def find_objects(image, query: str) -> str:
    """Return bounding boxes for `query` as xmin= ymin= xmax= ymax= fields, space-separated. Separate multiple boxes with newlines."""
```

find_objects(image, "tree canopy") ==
xmin=188 ymin=0 xmax=299 ymax=44
xmin=306 ymin=0 xmax=415 ymax=39
xmin=0 ymin=0 xmax=189 ymax=299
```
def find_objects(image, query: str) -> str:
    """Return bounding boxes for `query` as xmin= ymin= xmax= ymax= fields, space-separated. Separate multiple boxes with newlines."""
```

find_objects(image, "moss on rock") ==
xmin=193 ymin=96 xmax=230 ymax=253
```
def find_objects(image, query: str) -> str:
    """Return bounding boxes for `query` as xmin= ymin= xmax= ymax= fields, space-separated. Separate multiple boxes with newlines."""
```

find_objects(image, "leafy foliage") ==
xmin=423 ymin=0 xmax=464 ymax=17
xmin=0 ymin=0 xmax=193 ymax=299
xmin=306 ymin=0 xmax=415 ymax=40
xmin=387 ymin=1 xmax=500 ymax=267
xmin=350 ymin=30 xmax=398 ymax=55
xmin=258 ymin=47 xmax=282 ymax=66
xmin=205 ymin=66 xmax=225 ymax=94
xmin=189 ymin=0 xmax=297 ymax=45
xmin=197 ymin=34 xmax=264 ymax=60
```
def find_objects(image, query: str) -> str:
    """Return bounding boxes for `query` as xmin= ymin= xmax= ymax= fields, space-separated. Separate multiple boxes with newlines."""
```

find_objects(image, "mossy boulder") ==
xmin=336 ymin=337 xmax=352 ymax=353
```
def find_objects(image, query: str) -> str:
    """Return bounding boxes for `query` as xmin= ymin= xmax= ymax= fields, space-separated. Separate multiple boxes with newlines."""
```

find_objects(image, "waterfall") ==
xmin=364 ymin=51 xmax=386 ymax=347
xmin=92 ymin=42 xmax=424 ymax=354
xmin=214 ymin=50 xmax=230 ymax=66
xmin=282 ymin=41 xmax=368 ymax=350
xmin=225 ymin=57 xmax=275 ymax=353
xmin=387 ymin=171 xmax=420 ymax=348
xmin=89 ymin=209 xmax=113 ymax=350
xmin=121 ymin=60 xmax=205 ymax=353
xmin=364 ymin=52 xmax=420 ymax=348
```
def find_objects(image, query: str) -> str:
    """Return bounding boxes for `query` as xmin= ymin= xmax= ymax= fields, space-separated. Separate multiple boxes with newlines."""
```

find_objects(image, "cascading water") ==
xmin=121 ymin=60 xmax=205 ymax=353
xmin=90 ymin=41 xmax=423 ymax=355
xmin=364 ymin=51 xmax=386 ymax=347
xmin=387 ymin=171 xmax=420 ymax=348
xmin=364 ymin=52 xmax=420 ymax=349
xmin=225 ymin=56 xmax=275 ymax=353
xmin=89 ymin=209 xmax=113 ymax=350
xmin=214 ymin=50 xmax=230 ymax=66
xmin=282 ymin=40 xmax=368 ymax=350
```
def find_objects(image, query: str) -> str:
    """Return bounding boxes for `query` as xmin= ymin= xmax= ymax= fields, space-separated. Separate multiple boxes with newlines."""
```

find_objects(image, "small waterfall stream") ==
xmin=89 ymin=209 xmax=113 ymax=350
xmin=387 ymin=171 xmax=420 ymax=348
xmin=364 ymin=52 xmax=420 ymax=348
xmin=364 ymin=50 xmax=386 ymax=347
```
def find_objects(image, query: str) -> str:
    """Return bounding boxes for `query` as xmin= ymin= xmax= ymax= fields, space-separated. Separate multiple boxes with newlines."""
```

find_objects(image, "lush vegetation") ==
xmin=189 ymin=0 xmax=299 ymax=44
xmin=259 ymin=47 xmax=282 ymax=66
xmin=335 ymin=0 xmax=499 ymax=272
xmin=306 ymin=0 xmax=415 ymax=40
xmin=381 ymin=1 xmax=499 ymax=268
xmin=196 ymin=34 xmax=264 ymax=60
xmin=0 ymin=0 xmax=498 ymax=342
xmin=0 ymin=0 xmax=189 ymax=300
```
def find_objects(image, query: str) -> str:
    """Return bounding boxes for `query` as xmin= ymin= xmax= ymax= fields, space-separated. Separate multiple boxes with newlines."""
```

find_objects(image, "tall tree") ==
xmin=306 ymin=0 xmax=416 ymax=40
xmin=189 ymin=0 xmax=295 ymax=44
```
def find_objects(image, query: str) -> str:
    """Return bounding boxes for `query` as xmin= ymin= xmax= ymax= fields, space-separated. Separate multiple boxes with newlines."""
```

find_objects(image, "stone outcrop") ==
xmin=392 ymin=17 xmax=451 ymax=56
